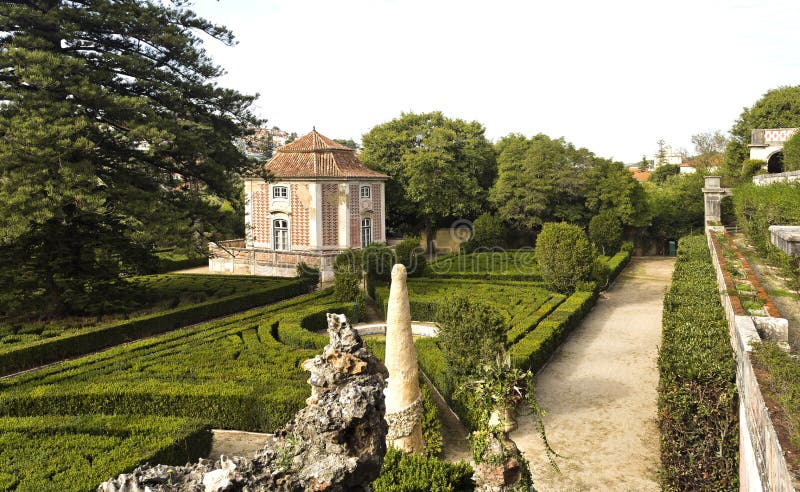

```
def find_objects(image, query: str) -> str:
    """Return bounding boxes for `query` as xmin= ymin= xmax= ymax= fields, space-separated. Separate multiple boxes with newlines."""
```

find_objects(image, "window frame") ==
xmin=272 ymin=185 xmax=288 ymax=199
xmin=273 ymin=218 xmax=290 ymax=251
xmin=361 ymin=217 xmax=372 ymax=247
xmin=360 ymin=185 xmax=371 ymax=199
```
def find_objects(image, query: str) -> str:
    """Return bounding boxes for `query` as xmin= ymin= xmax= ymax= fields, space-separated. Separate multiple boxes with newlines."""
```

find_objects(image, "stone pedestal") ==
xmin=702 ymin=176 xmax=732 ymax=226
xmin=383 ymin=264 xmax=424 ymax=454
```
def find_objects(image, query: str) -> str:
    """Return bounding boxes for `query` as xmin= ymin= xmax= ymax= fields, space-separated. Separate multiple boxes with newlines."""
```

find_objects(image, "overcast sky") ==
xmin=189 ymin=0 xmax=800 ymax=163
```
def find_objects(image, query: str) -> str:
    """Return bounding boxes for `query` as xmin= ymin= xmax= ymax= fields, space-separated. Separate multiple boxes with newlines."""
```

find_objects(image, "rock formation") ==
xmin=383 ymin=263 xmax=424 ymax=454
xmin=98 ymin=313 xmax=388 ymax=492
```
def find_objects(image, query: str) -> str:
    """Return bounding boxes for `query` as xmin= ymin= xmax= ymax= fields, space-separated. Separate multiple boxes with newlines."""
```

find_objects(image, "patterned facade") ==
xmin=212 ymin=129 xmax=388 ymax=281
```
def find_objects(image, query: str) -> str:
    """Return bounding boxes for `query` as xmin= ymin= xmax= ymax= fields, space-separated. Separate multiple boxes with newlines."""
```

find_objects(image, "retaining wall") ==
xmin=753 ymin=170 xmax=800 ymax=186
xmin=707 ymin=227 xmax=798 ymax=491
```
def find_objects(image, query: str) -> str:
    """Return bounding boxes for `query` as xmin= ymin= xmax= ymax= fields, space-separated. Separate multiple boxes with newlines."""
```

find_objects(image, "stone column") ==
xmin=702 ymin=176 xmax=730 ymax=227
xmin=383 ymin=264 xmax=424 ymax=454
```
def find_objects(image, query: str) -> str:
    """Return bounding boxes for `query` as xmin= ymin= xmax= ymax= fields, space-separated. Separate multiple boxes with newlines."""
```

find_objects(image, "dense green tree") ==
xmin=723 ymin=86 xmax=800 ymax=177
xmin=462 ymin=212 xmax=504 ymax=252
xmin=643 ymin=172 xmax=705 ymax=247
xmin=0 ymin=0 xmax=261 ymax=315
xmin=649 ymin=164 xmax=680 ymax=184
xmin=360 ymin=112 xmax=496 ymax=249
xmin=491 ymin=134 xmax=646 ymax=231
xmin=333 ymin=138 xmax=358 ymax=149
xmin=394 ymin=237 xmax=426 ymax=276
xmin=435 ymin=294 xmax=508 ymax=378
xmin=535 ymin=222 xmax=595 ymax=293
xmin=782 ymin=131 xmax=800 ymax=172
xmin=588 ymin=211 xmax=622 ymax=256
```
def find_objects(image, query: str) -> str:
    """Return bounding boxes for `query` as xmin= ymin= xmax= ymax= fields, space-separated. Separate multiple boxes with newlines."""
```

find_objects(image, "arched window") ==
xmin=361 ymin=218 xmax=372 ymax=247
xmin=360 ymin=185 xmax=371 ymax=199
xmin=273 ymin=219 xmax=289 ymax=251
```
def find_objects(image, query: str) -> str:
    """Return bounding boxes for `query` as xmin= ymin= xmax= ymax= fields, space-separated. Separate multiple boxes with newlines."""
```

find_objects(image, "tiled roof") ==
xmin=628 ymin=168 xmax=650 ymax=182
xmin=265 ymin=129 xmax=388 ymax=179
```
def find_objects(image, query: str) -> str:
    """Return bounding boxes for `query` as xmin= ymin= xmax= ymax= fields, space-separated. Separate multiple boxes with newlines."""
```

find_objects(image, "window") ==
xmin=360 ymin=185 xmax=371 ymax=199
xmin=273 ymin=219 xmax=289 ymax=251
xmin=273 ymin=186 xmax=288 ymax=199
xmin=361 ymin=218 xmax=372 ymax=247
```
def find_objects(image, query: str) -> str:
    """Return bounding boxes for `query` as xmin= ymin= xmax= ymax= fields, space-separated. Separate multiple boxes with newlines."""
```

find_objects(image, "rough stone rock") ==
xmin=98 ymin=313 xmax=388 ymax=492
xmin=471 ymin=433 xmax=526 ymax=492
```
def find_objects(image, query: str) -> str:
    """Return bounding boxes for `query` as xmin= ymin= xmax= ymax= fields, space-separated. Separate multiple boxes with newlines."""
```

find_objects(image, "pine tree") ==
xmin=0 ymin=0 xmax=262 ymax=315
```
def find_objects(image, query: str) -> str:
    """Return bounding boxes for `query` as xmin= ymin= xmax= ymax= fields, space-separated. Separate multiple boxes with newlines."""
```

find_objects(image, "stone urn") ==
xmin=488 ymin=405 xmax=517 ymax=433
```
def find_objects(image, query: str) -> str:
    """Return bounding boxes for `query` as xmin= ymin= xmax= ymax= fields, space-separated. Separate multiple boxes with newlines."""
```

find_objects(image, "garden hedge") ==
xmin=509 ymin=289 xmax=598 ymax=372
xmin=0 ymin=278 xmax=306 ymax=376
xmin=0 ymin=415 xmax=211 ymax=492
xmin=657 ymin=235 xmax=738 ymax=490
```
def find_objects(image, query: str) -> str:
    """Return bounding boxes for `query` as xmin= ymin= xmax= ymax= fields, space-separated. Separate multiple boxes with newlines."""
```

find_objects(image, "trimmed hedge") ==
xmin=372 ymin=447 xmax=474 ymax=492
xmin=605 ymin=243 xmax=633 ymax=285
xmin=0 ymin=292 xmax=343 ymax=432
xmin=657 ymin=235 xmax=738 ymax=490
xmin=0 ymin=415 xmax=211 ymax=492
xmin=425 ymin=250 xmax=540 ymax=281
xmin=510 ymin=289 xmax=598 ymax=372
xmin=0 ymin=278 xmax=306 ymax=376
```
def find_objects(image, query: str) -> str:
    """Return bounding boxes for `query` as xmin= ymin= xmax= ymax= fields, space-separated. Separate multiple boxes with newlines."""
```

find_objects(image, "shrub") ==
xmin=733 ymin=182 xmax=800 ymax=254
xmin=751 ymin=341 xmax=800 ymax=450
xmin=394 ymin=237 xmax=427 ymax=276
xmin=783 ymin=131 xmax=800 ymax=172
xmin=588 ymin=211 xmax=622 ymax=256
xmin=333 ymin=249 xmax=363 ymax=302
xmin=740 ymin=158 xmax=765 ymax=179
xmin=462 ymin=213 xmax=504 ymax=253
xmin=536 ymin=222 xmax=595 ymax=293
xmin=372 ymin=447 xmax=474 ymax=492
xmin=657 ymin=235 xmax=737 ymax=490
xmin=649 ymin=164 xmax=680 ymax=184
xmin=435 ymin=294 xmax=508 ymax=378
xmin=296 ymin=262 xmax=320 ymax=292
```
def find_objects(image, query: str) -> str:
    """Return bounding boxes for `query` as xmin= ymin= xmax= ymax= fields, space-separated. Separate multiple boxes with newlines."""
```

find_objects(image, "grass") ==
xmin=752 ymin=342 xmax=800 ymax=451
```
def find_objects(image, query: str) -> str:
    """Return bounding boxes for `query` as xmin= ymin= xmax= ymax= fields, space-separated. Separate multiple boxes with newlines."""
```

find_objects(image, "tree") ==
xmin=588 ymin=211 xmax=622 ymax=256
xmin=535 ymin=222 xmax=595 ymax=293
xmin=649 ymin=164 xmax=680 ymax=184
xmin=644 ymin=172 xmax=705 ymax=247
xmin=333 ymin=138 xmax=359 ymax=149
xmin=691 ymin=130 xmax=728 ymax=155
xmin=360 ymin=112 xmax=496 ymax=249
xmin=723 ymin=86 xmax=800 ymax=177
xmin=655 ymin=139 xmax=668 ymax=167
xmin=491 ymin=134 xmax=646 ymax=231
xmin=0 ymin=1 xmax=261 ymax=315
xmin=435 ymin=294 xmax=508 ymax=378
xmin=782 ymin=131 xmax=800 ymax=172
xmin=638 ymin=155 xmax=650 ymax=172
xmin=462 ymin=212 xmax=504 ymax=252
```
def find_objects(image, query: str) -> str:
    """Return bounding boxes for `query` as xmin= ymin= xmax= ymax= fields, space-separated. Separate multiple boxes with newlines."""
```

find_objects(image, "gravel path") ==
xmin=511 ymin=257 xmax=675 ymax=491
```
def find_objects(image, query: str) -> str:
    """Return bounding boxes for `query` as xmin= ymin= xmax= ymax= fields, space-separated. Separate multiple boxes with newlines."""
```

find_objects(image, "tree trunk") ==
xmin=424 ymin=218 xmax=434 ymax=256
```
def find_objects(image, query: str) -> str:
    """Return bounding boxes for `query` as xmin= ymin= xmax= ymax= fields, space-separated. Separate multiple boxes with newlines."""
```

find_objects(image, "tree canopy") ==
xmin=0 ymin=0 xmax=260 ymax=315
xmin=723 ymin=85 xmax=800 ymax=176
xmin=490 ymin=134 xmax=646 ymax=231
xmin=359 ymin=111 xmax=496 ymax=244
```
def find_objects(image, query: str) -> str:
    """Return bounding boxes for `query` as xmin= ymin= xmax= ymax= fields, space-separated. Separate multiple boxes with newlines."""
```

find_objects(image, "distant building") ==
xmin=210 ymin=129 xmax=389 ymax=281
xmin=628 ymin=168 xmax=651 ymax=182
xmin=749 ymin=128 xmax=798 ymax=173
xmin=653 ymin=148 xmax=684 ymax=168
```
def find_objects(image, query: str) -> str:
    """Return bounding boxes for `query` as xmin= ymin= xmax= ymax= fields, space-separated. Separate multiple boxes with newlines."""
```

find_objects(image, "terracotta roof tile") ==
xmin=265 ymin=129 xmax=388 ymax=179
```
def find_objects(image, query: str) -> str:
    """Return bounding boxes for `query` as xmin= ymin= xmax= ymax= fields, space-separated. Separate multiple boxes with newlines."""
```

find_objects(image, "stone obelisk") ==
xmin=383 ymin=263 xmax=424 ymax=454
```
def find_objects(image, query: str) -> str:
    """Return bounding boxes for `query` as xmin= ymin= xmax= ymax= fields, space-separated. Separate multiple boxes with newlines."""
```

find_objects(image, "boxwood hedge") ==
xmin=657 ymin=235 xmax=738 ymax=490
xmin=0 ymin=415 xmax=211 ymax=492
xmin=0 ymin=278 xmax=306 ymax=376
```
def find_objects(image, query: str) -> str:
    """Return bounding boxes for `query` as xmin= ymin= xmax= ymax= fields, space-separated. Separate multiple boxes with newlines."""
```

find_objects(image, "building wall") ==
xmin=321 ymin=183 xmax=339 ymax=246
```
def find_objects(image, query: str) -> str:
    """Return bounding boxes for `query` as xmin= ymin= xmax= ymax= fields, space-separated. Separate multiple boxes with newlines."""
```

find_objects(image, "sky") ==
xmin=188 ymin=0 xmax=800 ymax=163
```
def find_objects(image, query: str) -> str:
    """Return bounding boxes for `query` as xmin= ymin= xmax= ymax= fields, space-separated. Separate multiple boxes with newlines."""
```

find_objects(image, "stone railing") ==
xmin=706 ymin=228 xmax=799 ymax=491
xmin=753 ymin=170 xmax=800 ymax=186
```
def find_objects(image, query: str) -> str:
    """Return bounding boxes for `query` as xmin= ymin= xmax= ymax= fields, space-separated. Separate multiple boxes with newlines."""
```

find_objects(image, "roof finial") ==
xmin=312 ymin=125 xmax=316 ymax=132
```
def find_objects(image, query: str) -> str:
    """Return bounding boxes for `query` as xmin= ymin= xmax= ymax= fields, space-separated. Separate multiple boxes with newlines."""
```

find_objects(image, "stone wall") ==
xmin=706 ymin=228 xmax=799 ymax=491
xmin=209 ymin=241 xmax=338 ymax=281
xmin=753 ymin=170 xmax=800 ymax=186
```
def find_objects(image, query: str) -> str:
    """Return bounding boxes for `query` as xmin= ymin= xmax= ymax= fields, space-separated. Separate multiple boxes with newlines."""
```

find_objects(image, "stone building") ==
xmin=749 ymin=128 xmax=798 ymax=173
xmin=209 ymin=129 xmax=389 ymax=281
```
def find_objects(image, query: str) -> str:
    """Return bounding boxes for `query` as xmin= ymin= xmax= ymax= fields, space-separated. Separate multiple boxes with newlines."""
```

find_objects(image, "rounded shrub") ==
xmin=333 ymin=249 xmax=362 ymax=302
xmin=394 ymin=237 xmax=427 ymax=276
xmin=535 ymin=222 xmax=595 ymax=293
xmin=783 ymin=131 xmax=800 ymax=172
xmin=740 ymin=159 xmax=765 ymax=179
xmin=588 ymin=211 xmax=622 ymax=256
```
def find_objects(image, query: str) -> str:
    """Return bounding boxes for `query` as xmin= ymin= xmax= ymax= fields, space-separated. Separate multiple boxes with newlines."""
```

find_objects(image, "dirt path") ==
xmin=511 ymin=257 xmax=675 ymax=491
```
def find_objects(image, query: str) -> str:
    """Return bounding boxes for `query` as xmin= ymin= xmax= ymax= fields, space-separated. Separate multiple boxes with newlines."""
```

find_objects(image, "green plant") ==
xmin=434 ymin=294 xmax=508 ymax=378
xmin=462 ymin=213 xmax=505 ymax=253
xmin=657 ymin=235 xmax=738 ymax=491
xmin=296 ymin=262 xmax=320 ymax=292
xmin=536 ymin=222 xmax=595 ymax=293
xmin=588 ymin=211 xmax=622 ymax=256
xmin=752 ymin=342 xmax=800 ymax=450
xmin=394 ymin=237 xmax=427 ymax=276
xmin=740 ymin=158 xmax=766 ymax=179
xmin=333 ymin=249 xmax=363 ymax=302
xmin=372 ymin=447 xmax=474 ymax=492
